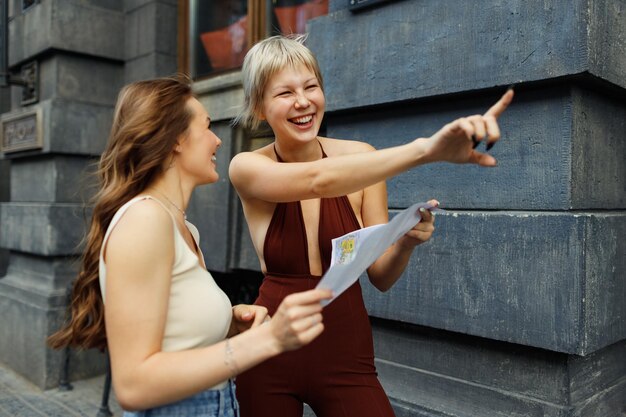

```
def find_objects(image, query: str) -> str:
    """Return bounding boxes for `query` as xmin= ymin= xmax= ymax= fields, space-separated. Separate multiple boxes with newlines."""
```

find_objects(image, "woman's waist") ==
xmin=257 ymin=274 xmax=368 ymax=317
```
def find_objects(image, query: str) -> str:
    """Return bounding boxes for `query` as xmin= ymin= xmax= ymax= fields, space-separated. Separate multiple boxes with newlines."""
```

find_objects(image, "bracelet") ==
xmin=224 ymin=339 xmax=240 ymax=375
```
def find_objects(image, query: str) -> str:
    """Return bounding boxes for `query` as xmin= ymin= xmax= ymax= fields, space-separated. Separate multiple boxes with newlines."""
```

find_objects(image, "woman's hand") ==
xmin=422 ymin=89 xmax=514 ymax=167
xmin=397 ymin=199 xmax=438 ymax=250
xmin=228 ymin=304 xmax=270 ymax=337
xmin=268 ymin=289 xmax=333 ymax=353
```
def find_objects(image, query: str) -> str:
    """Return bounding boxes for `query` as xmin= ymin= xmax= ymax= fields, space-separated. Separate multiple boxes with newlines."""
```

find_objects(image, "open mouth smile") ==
xmin=289 ymin=114 xmax=314 ymax=128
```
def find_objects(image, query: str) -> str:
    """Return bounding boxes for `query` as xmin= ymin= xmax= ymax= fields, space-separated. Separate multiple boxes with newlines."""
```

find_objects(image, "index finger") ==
xmin=251 ymin=310 xmax=267 ymax=327
xmin=418 ymin=207 xmax=433 ymax=223
xmin=484 ymin=89 xmax=514 ymax=118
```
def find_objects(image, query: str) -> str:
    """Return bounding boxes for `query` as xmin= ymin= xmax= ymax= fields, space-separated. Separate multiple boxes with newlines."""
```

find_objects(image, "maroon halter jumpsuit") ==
xmin=235 ymin=145 xmax=395 ymax=417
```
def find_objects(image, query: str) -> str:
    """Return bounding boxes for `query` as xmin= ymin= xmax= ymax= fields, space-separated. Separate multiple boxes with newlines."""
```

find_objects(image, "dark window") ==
xmin=182 ymin=0 xmax=328 ymax=79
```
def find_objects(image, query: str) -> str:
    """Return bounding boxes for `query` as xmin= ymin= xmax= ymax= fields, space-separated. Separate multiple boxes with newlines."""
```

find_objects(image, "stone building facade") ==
xmin=0 ymin=0 xmax=624 ymax=416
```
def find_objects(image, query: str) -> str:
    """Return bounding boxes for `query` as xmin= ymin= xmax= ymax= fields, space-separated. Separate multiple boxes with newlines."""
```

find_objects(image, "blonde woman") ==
xmin=229 ymin=35 xmax=513 ymax=417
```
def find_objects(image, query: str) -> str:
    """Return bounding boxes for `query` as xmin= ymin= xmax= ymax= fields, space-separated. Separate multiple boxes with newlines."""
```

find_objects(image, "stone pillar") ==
xmin=0 ymin=85 xmax=9 ymax=277
xmin=0 ymin=0 xmax=124 ymax=389
xmin=306 ymin=0 xmax=625 ymax=415
xmin=124 ymin=0 xmax=178 ymax=83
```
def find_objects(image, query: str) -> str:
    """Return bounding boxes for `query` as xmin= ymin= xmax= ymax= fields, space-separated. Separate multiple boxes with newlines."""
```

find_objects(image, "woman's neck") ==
xmin=145 ymin=175 xmax=192 ymax=213
xmin=274 ymin=137 xmax=322 ymax=162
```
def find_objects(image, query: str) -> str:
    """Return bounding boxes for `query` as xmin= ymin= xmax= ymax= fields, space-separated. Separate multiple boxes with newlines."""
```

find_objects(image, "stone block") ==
xmin=4 ymin=252 xmax=79 ymax=293
xmin=124 ymin=53 xmax=178 ymax=83
xmin=39 ymin=55 xmax=123 ymax=105
xmin=0 ymin=203 xmax=87 ymax=256
xmin=571 ymin=87 xmax=626 ymax=209
xmin=360 ymin=210 xmax=625 ymax=355
xmin=0 ymin=159 xmax=9 ymax=201
xmin=327 ymin=85 xmax=625 ymax=210
xmin=46 ymin=99 xmax=113 ymax=155
xmin=0 ymin=273 xmax=106 ymax=389
xmin=329 ymin=0 xmax=350 ymax=13
xmin=125 ymin=0 xmax=178 ymax=13
xmin=8 ymin=0 xmax=125 ymax=66
xmin=309 ymin=0 xmax=625 ymax=112
xmin=195 ymin=72 xmax=245 ymax=122
xmin=0 ymin=99 xmax=113 ymax=156
xmin=371 ymin=319 xmax=626 ymax=417
xmin=125 ymin=1 xmax=178 ymax=60
xmin=0 ymin=160 xmax=8 ymax=277
xmin=589 ymin=0 xmax=626 ymax=89
xmin=11 ymin=155 xmax=97 ymax=203
xmin=85 ymin=0 xmax=123 ymax=11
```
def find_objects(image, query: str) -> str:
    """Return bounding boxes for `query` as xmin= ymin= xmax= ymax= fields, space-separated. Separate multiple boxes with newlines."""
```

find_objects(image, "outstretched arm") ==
xmin=229 ymin=89 xmax=513 ymax=203
xmin=357 ymin=90 xmax=516 ymax=290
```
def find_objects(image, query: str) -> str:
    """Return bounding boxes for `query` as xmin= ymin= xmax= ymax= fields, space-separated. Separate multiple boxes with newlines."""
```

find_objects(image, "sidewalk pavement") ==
xmin=0 ymin=361 xmax=319 ymax=417
xmin=0 ymin=362 xmax=123 ymax=417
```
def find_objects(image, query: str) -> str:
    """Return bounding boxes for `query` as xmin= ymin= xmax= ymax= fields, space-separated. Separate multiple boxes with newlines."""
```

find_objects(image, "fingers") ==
xmin=250 ymin=307 xmax=269 ymax=328
xmin=296 ymin=321 xmax=325 ymax=345
xmin=272 ymin=289 xmax=333 ymax=351
xmin=468 ymin=150 xmax=497 ymax=167
xmin=418 ymin=207 xmax=433 ymax=223
xmin=483 ymin=115 xmax=500 ymax=150
xmin=290 ymin=312 xmax=323 ymax=333
xmin=484 ymin=88 xmax=514 ymax=118
xmin=467 ymin=114 xmax=503 ymax=150
xmin=409 ymin=216 xmax=435 ymax=237
xmin=282 ymin=288 xmax=332 ymax=307
xmin=232 ymin=305 xmax=253 ymax=321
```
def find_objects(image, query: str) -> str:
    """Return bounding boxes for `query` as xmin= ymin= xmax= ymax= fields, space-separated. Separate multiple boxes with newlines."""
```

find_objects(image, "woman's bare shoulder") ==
xmin=106 ymin=198 xmax=174 ymax=254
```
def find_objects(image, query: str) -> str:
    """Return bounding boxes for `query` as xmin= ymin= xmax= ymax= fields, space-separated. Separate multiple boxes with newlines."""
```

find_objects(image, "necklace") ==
xmin=153 ymin=189 xmax=187 ymax=220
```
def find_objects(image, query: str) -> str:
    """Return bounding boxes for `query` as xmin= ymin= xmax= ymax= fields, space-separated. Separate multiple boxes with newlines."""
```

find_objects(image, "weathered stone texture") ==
xmin=39 ymin=55 xmax=123 ymax=106
xmin=10 ymin=156 xmax=97 ymax=203
xmin=0 ymin=274 xmax=105 ymax=389
xmin=310 ymin=0 xmax=625 ymax=112
xmin=360 ymin=211 xmax=625 ymax=355
xmin=8 ymin=0 xmax=124 ymax=66
xmin=327 ymin=85 xmax=625 ymax=210
xmin=372 ymin=319 xmax=626 ymax=417
xmin=0 ymin=203 xmax=86 ymax=256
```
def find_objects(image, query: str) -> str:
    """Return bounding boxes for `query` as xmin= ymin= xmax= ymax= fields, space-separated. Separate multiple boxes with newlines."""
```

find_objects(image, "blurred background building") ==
xmin=0 ymin=0 xmax=624 ymax=415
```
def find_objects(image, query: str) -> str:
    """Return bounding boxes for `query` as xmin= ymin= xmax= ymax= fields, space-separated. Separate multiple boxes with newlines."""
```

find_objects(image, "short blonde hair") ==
xmin=235 ymin=35 xmax=324 ymax=130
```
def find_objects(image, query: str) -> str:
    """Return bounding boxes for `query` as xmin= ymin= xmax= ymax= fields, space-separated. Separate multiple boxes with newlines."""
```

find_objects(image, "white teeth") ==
xmin=292 ymin=115 xmax=312 ymax=124
xmin=211 ymin=156 xmax=217 ymax=162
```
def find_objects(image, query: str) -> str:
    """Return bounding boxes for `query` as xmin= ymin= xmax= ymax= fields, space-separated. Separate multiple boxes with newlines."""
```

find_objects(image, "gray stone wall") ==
xmin=0 ymin=0 xmax=178 ymax=389
xmin=303 ymin=0 xmax=624 ymax=415
xmin=0 ymin=86 xmax=9 ymax=277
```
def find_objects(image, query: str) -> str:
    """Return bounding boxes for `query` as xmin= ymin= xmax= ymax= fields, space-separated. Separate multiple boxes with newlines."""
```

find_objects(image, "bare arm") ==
xmin=230 ymin=90 xmax=514 ymax=203
xmin=229 ymin=139 xmax=428 ymax=202
xmin=104 ymin=200 xmax=330 ymax=410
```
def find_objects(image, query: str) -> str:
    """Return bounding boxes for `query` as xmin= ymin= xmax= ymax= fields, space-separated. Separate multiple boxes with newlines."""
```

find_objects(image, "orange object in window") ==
xmin=274 ymin=0 xmax=328 ymax=35
xmin=200 ymin=15 xmax=248 ymax=71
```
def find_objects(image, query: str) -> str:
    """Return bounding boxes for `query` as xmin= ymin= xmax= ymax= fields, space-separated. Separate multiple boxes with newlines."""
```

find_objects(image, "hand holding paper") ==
xmin=317 ymin=202 xmax=442 ymax=306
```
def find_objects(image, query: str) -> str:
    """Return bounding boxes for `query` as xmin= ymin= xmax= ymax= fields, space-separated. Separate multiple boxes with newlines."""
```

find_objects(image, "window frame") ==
xmin=178 ymin=0 xmax=267 ymax=81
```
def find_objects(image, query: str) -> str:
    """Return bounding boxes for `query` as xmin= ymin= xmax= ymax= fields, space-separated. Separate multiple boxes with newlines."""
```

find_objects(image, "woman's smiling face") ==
xmin=260 ymin=63 xmax=325 ymax=145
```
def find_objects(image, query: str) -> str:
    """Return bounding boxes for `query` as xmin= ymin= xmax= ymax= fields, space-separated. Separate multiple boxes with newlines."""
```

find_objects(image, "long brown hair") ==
xmin=48 ymin=75 xmax=194 ymax=350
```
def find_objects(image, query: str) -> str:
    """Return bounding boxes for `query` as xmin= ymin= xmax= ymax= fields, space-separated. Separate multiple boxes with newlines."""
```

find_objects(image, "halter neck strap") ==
xmin=273 ymin=139 xmax=327 ymax=162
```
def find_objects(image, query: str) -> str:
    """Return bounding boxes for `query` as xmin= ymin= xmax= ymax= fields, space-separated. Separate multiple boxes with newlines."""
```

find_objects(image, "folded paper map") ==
xmin=317 ymin=202 xmax=441 ymax=306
